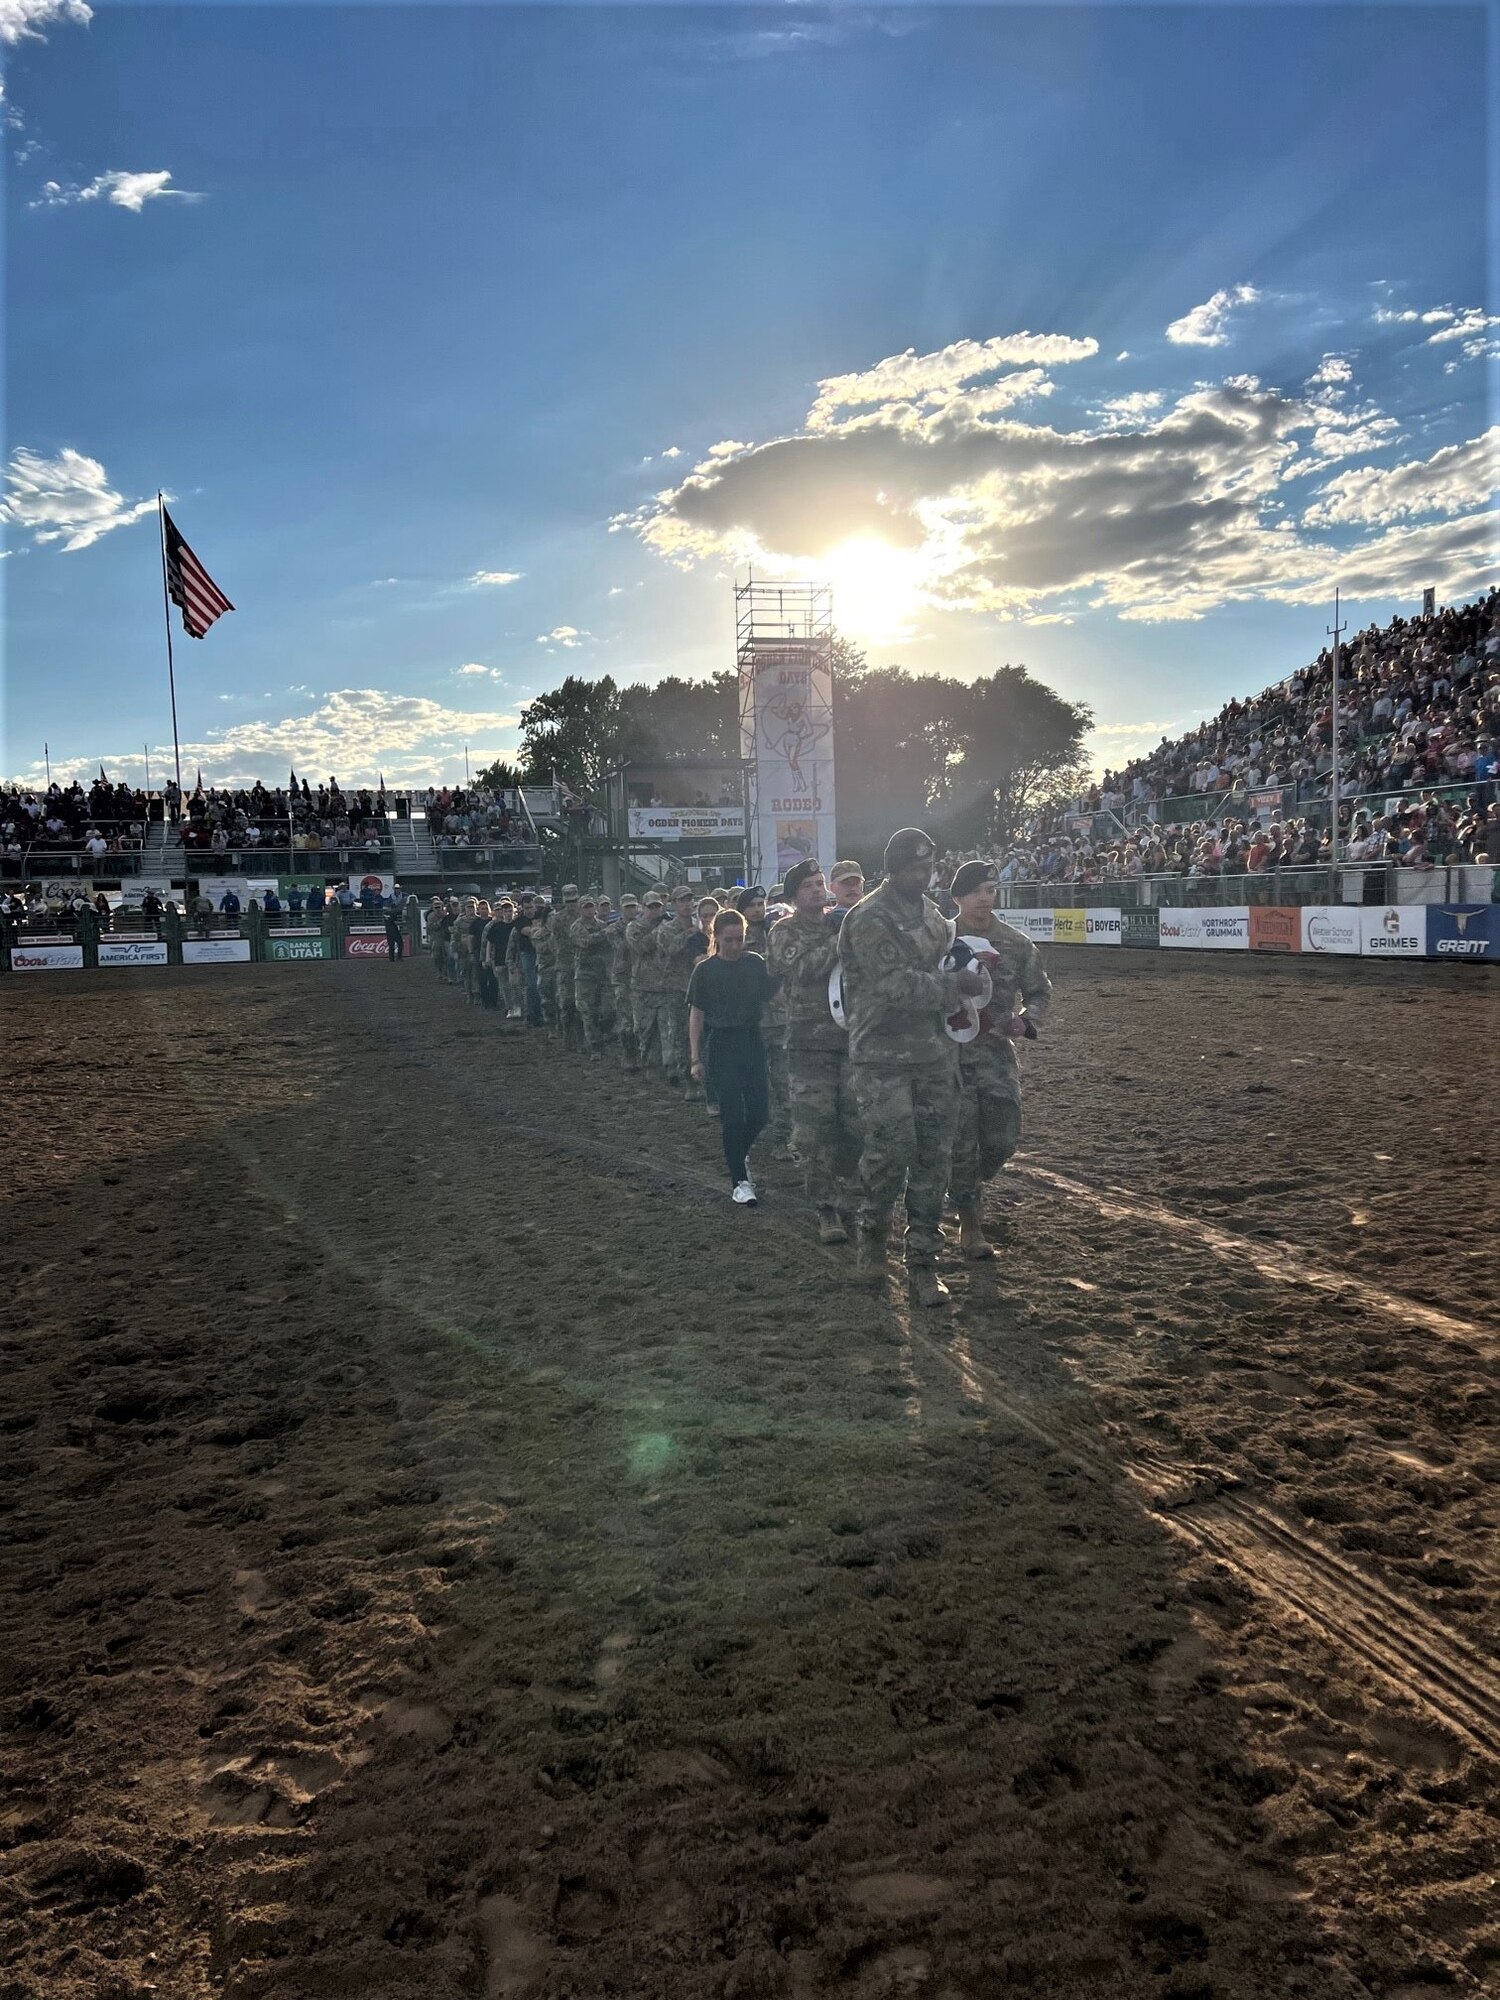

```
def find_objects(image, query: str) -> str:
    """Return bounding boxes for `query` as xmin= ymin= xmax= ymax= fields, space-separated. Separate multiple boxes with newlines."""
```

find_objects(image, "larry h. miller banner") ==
xmin=739 ymin=640 xmax=837 ymax=886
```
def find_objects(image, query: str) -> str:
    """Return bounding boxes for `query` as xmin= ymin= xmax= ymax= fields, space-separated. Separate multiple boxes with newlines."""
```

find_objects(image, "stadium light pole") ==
xmin=1327 ymin=588 xmax=1345 ymax=880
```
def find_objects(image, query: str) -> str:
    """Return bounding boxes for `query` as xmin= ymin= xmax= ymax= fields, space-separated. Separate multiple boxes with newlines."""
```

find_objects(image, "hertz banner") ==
xmin=1051 ymin=908 xmax=1087 ymax=944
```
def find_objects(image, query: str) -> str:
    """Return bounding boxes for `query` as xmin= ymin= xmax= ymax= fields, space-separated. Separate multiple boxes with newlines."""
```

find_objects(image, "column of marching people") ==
xmin=423 ymin=826 xmax=1051 ymax=1306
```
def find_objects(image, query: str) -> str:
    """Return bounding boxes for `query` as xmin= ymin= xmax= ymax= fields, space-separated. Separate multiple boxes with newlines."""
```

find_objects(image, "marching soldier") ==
xmin=571 ymin=893 xmax=613 ymax=1059
xmin=827 ymin=859 xmax=865 ymax=920
xmin=654 ymin=884 xmax=701 ymax=1096
xmin=766 ymin=861 xmax=862 ymax=1244
xmin=628 ymin=891 xmax=668 ymax=1074
xmin=609 ymin=893 xmax=640 ymax=1070
xmin=533 ymin=902 xmax=559 ymax=1034
xmin=837 ymin=828 xmax=985 ymax=1306
xmin=738 ymin=887 xmax=791 ymax=1152
xmin=945 ymin=860 xmax=1052 ymax=1259
xmin=552 ymin=883 xmax=583 ymax=1051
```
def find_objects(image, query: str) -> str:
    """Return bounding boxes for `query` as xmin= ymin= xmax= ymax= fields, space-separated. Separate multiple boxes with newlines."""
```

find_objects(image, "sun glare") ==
xmin=822 ymin=535 xmax=929 ymax=643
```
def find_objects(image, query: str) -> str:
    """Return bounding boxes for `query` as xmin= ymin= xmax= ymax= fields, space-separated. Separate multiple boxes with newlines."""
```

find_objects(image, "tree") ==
xmin=516 ymin=676 xmax=648 ymax=792
xmin=472 ymin=757 xmax=526 ymax=792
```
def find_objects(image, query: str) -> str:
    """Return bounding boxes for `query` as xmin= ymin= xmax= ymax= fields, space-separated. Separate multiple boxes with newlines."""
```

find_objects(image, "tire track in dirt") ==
xmin=1016 ymin=1164 xmax=1495 ymax=1353
xmin=901 ymin=1318 xmax=1500 ymax=1760
xmin=339 ymin=987 xmax=1500 ymax=1761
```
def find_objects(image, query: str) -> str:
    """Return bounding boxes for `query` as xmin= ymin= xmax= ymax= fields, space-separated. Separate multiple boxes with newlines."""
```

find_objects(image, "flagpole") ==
xmin=158 ymin=494 xmax=183 ymax=799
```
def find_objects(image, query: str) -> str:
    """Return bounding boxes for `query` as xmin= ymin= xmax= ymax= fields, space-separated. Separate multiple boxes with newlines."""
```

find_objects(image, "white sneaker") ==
xmin=731 ymin=1180 xmax=758 ymax=1206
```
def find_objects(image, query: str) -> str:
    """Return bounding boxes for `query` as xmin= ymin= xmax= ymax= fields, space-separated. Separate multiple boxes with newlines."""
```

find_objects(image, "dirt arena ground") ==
xmin=1 ymin=949 xmax=1496 ymax=2000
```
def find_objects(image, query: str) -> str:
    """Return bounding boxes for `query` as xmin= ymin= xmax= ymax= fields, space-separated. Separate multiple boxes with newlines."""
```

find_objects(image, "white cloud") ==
xmin=1097 ymin=390 xmax=1164 ymax=425
xmin=6 ymin=689 xmax=524 ymax=790
xmin=31 ymin=169 xmax=201 ymax=212
xmin=1307 ymin=354 xmax=1353 ymax=387
xmin=536 ymin=625 xmax=589 ymax=647
xmin=807 ymin=331 xmax=1096 ymax=430
xmin=456 ymin=662 xmax=503 ymax=679
xmin=1425 ymin=308 xmax=1500 ymax=346
xmin=660 ymin=445 xmax=683 ymax=459
xmin=1374 ymin=306 xmax=1456 ymax=327
xmin=636 ymin=330 xmax=1494 ymax=624
xmin=2 ymin=446 xmax=156 ymax=551
xmin=1165 ymin=283 xmax=1260 ymax=347
xmin=1303 ymin=429 xmax=1499 ymax=527
xmin=467 ymin=568 xmax=522 ymax=587
xmin=0 ymin=0 xmax=90 ymax=43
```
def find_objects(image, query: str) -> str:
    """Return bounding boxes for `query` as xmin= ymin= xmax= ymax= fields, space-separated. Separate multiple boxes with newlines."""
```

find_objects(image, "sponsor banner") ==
xmin=1002 ymin=909 xmax=1054 ymax=944
xmin=195 ymin=875 xmax=278 ymax=910
xmin=347 ymin=871 xmax=395 ymax=904
xmin=182 ymin=938 xmax=252 ymax=965
xmin=739 ymin=637 xmax=837 ymax=892
xmin=98 ymin=937 xmax=168 ymax=967
xmin=1051 ymin=907 xmax=1087 ymax=945
xmin=268 ymin=933 xmax=333 ymax=961
xmin=1158 ymin=907 xmax=1251 ymax=950
xmin=1360 ymin=906 xmax=1425 ymax=957
xmin=1300 ymin=906 xmax=1361 ymax=956
xmin=117 ymin=877 xmax=175 ymax=912
xmin=1245 ymin=785 xmax=1290 ymax=824
xmin=344 ymin=929 xmax=391 ymax=959
xmin=626 ymin=807 xmax=745 ymax=841
xmin=1249 ymin=906 xmax=1300 ymax=954
xmin=9 ymin=941 xmax=84 ymax=972
xmin=1085 ymin=908 xmax=1123 ymax=946
xmin=1426 ymin=904 xmax=1499 ymax=962
xmin=1122 ymin=907 xmax=1159 ymax=949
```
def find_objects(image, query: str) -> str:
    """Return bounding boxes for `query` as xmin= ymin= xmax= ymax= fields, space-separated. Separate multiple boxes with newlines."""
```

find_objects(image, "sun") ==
xmin=822 ymin=535 xmax=929 ymax=643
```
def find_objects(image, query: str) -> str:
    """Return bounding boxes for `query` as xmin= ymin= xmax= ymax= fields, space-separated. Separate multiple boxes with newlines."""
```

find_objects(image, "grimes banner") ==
xmin=740 ymin=640 xmax=837 ymax=886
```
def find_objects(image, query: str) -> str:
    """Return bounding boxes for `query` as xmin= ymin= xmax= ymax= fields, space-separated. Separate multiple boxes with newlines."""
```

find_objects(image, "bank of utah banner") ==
xmin=740 ymin=641 xmax=836 ymax=885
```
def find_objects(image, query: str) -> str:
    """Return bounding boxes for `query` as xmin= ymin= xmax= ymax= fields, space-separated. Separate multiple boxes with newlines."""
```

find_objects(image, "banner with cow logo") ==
xmin=1425 ymin=905 xmax=1498 ymax=961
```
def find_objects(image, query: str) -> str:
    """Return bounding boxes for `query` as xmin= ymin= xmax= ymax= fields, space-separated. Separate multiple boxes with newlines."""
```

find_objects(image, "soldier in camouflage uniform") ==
xmin=570 ymin=893 xmax=614 ymax=1060
xmin=766 ymin=860 xmax=862 ymax=1245
xmin=739 ymin=887 xmax=791 ymax=1152
xmin=609 ymin=893 xmax=640 ymax=1070
xmin=627 ymin=891 xmax=668 ymax=1074
xmin=552 ymin=883 xmax=583 ymax=1051
xmin=837 ymin=827 xmax=987 ymax=1306
xmin=946 ymin=860 xmax=1052 ymax=1259
xmin=533 ymin=904 xmax=559 ymax=1034
xmin=653 ymin=884 xmax=700 ymax=1095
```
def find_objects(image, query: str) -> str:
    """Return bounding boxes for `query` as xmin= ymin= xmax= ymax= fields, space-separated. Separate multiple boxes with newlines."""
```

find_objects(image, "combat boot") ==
xmin=908 ymin=1265 xmax=950 ymax=1309
xmin=854 ymin=1225 xmax=887 ymax=1290
xmin=817 ymin=1206 xmax=848 ymax=1246
xmin=957 ymin=1204 xmax=995 ymax=1261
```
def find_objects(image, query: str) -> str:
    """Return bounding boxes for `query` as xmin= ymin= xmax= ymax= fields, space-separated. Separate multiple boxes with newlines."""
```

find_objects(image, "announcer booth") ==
xmin=598 ymin=761 xmax=750 ymax=893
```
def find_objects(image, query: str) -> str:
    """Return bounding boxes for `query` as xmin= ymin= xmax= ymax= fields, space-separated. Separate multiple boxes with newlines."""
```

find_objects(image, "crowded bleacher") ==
xmin=0 ymin=775 xmax=150 ymax=878
xmin=173 ymin=777 xmax=389 ymax=865
xmin=422 ymin=783 xmax=523 ymax=849
xmin=940 ymin=588 xmax=1500 ymax=887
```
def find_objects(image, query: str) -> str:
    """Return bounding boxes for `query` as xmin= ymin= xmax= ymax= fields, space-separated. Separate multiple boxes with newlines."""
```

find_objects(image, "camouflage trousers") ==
xmin=554 ymin=969 xmax=582 ymax=1049
xmin=948 ymin=1040 xmax=1023 ymax=1207
xmin=633 ymin=990 xmax=662 ymax=1071
xmin=611 ymin=980 xmax=638 ymax=1064
xmin=786 ymin=1046 xmax=861 ymax=1212
xmin=575 ymin=969 xmax=612 ymax=1051
xmin=850 ymin=1058 xmax=961 ymax=1267
xmin=764 ymin=1037 xmax=791 ymax=1146
xmin=654 ymin=992 xmax=689 ymax=1082
xmin=538 ymin=966 xmax=558 ymax=1028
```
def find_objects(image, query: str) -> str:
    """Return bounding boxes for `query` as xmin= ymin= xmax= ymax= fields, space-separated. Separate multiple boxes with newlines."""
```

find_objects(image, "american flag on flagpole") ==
xmin=163 ymin=507 xmax=234 ymax=639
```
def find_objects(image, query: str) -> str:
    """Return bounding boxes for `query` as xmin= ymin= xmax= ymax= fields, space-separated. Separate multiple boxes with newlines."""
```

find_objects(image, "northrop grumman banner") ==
xmin=739 ymin=640 xmax=836 ymax=884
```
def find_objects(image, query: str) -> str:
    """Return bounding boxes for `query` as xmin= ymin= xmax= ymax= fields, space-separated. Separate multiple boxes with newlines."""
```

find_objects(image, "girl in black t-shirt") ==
xmin=686 ymin=910 xmax=779 ymax=1206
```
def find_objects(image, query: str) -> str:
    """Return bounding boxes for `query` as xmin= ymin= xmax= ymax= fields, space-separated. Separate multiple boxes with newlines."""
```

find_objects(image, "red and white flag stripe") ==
xmin=163 ymin=506 xmax=234 ymax=639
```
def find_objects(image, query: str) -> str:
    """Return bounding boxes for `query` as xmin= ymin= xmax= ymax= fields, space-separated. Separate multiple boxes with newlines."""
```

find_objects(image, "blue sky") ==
xmin=3 ymin=0 xmax=1495 ymax=788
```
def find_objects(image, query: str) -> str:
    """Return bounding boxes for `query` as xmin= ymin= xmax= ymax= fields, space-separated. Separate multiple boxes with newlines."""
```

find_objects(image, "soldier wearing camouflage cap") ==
xmin=609 ymin=893 xmax=640 ymax=1070
xmin=626 ymin=890 xmax=669 ymax=1074
xmin=836 ymin=828 xmax=986 ymax=1306
xmin=570 ymin=893 xmax=613 ymax=1059
xmin=552 ymin=884 xmax=583 ymax=1051
xmin=945 ymin=860 xmax=1052 ymax=1260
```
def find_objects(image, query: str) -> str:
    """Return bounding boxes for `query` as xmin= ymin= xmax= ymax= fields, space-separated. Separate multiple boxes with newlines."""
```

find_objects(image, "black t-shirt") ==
xmin=685 ymin=951 xmax=775 ymax=1030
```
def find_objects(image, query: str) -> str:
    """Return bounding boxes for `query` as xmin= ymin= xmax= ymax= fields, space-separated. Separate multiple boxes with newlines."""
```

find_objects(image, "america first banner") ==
xmin=740 ymin=641 xmax=837 ymax=886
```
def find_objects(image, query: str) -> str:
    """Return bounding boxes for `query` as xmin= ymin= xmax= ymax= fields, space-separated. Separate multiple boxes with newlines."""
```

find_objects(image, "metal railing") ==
xmin=997 ymin=862 xmax=1498 ymax=910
